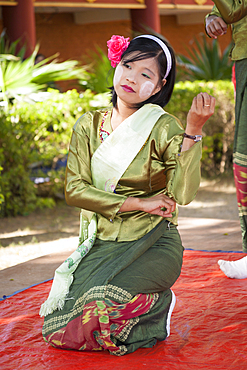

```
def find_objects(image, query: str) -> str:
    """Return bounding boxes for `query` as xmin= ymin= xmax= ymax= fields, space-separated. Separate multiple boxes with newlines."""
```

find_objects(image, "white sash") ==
xmin=39 ymin=104 xmax=165 ymax=317
xmin=91 ymin=103 xmax=165 ymax=191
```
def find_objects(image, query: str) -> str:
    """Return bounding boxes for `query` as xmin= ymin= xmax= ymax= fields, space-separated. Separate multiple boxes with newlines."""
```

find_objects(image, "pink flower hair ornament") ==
xmin=107 ymin=35 xmax=130 ymax=68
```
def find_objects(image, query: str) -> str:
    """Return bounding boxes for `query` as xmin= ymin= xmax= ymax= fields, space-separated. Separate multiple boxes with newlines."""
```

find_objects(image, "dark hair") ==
xmin=111 ymin=35 xmax=176 ymax=109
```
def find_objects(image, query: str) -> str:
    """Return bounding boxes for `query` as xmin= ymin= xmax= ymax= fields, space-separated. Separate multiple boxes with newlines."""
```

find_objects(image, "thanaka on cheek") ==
xmin=113 ymin=65 xmax=123 ymax=86
xmin=139 ymin=81 xmax=155 ymax=100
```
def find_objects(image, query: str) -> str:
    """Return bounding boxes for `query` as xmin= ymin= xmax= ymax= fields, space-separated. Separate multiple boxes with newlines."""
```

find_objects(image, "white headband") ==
xmin=134 ymin=35 xmax=172 ymax=79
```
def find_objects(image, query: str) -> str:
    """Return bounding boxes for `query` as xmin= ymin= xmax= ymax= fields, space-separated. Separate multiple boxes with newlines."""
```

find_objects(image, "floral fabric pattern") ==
xmin=45 ymin=292 xmax=159 ymax=356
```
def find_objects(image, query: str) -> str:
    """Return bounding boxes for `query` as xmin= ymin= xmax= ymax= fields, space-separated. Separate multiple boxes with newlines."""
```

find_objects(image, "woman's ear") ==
xmin=153 ymin=78 xmax=167 ymax=96
xmin=162 ymin=78 xmax=167 ymax=87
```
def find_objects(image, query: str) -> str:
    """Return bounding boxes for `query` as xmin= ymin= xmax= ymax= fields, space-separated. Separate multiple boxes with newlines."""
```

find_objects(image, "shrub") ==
xmin=0 ymin=89 xmax=111 ymax=217
xmin=0 ymin=164 xmax=5 ymax=208
xmin=177 ymin=34 xmax=233 ymax=81
xmin=80 ymin=45 xmax=114 ymax=93
xmin=0 ymin=81 xmax=235 ymax=217
xmin=166 ymin=80 xmax=235 ymax=177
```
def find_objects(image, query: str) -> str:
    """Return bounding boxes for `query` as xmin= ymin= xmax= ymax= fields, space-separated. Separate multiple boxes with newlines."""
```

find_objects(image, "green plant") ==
xmin=165 ymin=80 xmax=235 ymax=177
xmin=0 ymin=89 xmax=111 ymax=217
xmin=0 ymin=164 xmax=4 ymax=207
xmin=0 ymin=29 xmax=26 ymax=59
xmin=0 ymin=39 xmax=87 ymax=109
xmin=31 ymin=51 xmax=86 ymax=86
xmin=80 ymin=45 xmax=114 ymax=93
xmin=0 ymin=80 xmax=234 ymax=217
xmin=177 ymin=34 xmax=233 ymax=81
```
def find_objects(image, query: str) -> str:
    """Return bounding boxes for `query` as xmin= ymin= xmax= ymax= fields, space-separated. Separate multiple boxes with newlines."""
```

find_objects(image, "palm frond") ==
xmin=177 ymin=34 xmax=233 ymax=81
xmin=0 ymin=37 xmax=87 ymax=109
xmin=79 ymin=45 xmax=113 ymax=93
xmin=32 ymin=60 xmax=86 ymax=84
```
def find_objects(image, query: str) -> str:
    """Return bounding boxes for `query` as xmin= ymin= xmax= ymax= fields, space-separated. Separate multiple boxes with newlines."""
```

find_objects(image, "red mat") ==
xmin=1 ymin=250 xmax=247 ymax=370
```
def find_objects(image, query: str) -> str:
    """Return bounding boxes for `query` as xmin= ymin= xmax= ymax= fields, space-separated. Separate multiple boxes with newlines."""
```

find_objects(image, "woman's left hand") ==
xmin=186 ymin=92 xmax=215 ymax=133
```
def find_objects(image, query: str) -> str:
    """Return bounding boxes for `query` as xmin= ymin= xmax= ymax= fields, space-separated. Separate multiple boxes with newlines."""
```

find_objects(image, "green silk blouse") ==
xmin=207 ymin=0 xmax=247 ymax=61
xmin=65 ymin=109 xmax=202 ymax=242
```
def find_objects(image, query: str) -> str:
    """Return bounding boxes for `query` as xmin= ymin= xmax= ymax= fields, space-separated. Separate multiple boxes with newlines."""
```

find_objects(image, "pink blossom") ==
xmin=107 ymin=35 xmax=130 ymax=68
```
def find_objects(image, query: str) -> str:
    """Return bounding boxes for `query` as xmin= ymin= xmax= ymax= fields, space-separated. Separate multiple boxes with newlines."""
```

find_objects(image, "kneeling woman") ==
xmin=40 ymin=34 xmax=215 ymax=355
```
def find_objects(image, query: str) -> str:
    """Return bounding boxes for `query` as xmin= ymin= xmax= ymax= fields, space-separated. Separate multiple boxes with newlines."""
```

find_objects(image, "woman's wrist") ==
xmin=184 ymin=126 xmax=202 ymax=136
xmin=119 ymin=197 xmax=141 ymax=212
xmin=183 ymin=133 xmax=202 ymax=142
xmin=181 ymin=132 xmax=202 ymax=152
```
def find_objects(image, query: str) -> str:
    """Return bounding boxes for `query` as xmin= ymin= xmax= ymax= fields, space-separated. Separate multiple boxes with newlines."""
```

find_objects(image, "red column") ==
xmin=131 ymin=0 xmax=161 ymax=34
xmin=2 ymin=0 xmax=36 ymax=58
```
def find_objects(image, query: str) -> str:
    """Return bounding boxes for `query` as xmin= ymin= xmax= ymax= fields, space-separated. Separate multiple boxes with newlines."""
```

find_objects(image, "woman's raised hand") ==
xmin=180 ymin=92 xmax=215 ymax=152
xmin=186 ymin=92 xmax=215 ymax=133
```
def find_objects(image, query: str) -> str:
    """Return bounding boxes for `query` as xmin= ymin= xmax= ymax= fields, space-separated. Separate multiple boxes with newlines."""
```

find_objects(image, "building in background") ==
xmin=0 ymin=1 xmax=232 ymax=77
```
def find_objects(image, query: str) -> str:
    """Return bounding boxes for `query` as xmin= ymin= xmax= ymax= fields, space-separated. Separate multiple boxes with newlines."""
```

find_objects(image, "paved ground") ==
xmin=0 ymin=178 xmax=244 ymax=298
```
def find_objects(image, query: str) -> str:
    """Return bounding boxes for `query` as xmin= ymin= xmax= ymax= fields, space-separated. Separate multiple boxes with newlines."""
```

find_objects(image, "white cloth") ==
xmin=218 ymin=256 xmax=247 ymax=279
xmin=91 ymin=104 xmax=165 ymax=192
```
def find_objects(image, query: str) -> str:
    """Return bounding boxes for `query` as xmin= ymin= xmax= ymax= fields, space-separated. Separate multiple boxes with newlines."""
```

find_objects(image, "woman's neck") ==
xmin=111 ymin=99 xmax=138 ymax=131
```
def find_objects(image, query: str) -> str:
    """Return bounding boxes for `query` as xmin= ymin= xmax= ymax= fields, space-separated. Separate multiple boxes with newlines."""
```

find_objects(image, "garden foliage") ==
xmin=166 ymin=80 xmax=235 ymax=178
xmin=0 ymin=31 xmax=87 ymax=109
xmin=0 ymin=89 xmax=111 ymax=217
xmin=177 ymin=34 xmax=233 ymax=81
xmin=80 ymin=45 xmax=114 ymax=93
xmin=0 ymin=81 xmax=234 ymax=218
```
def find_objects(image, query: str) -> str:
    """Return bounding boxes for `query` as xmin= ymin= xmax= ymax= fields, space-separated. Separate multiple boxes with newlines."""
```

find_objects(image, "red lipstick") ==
xmin=121 ymin=85 xmax=135 ymax=93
